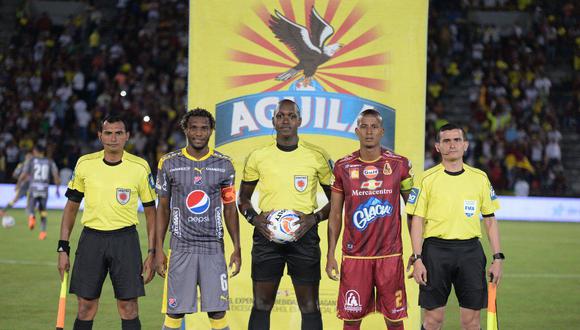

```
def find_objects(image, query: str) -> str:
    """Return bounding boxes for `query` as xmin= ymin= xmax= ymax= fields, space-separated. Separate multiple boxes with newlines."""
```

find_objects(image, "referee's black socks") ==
xmin=248 ymin=307 xmax=270 ymax=330
xmin=301 ymin=311 xmax=322 ymax=330
xmin=121 ymin=317 xmax=141 ymax=330
xmin=73 ymin=318 xmax=93 ymax=330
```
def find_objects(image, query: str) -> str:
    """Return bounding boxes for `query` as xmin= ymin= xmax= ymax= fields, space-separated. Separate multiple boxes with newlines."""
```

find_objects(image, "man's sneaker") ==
xmin=28 ymin=215 xmax=36 ymax=230
xmin=38 ymin=231 xmax=47 ymax=240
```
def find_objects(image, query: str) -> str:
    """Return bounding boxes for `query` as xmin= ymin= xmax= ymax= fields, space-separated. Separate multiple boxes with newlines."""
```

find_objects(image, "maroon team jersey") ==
xmin=332 ymin=149 xmax=413 ymax=257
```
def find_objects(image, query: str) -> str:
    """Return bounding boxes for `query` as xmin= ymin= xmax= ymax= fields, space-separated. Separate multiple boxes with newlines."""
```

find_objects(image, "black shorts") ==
xmin=419 ymin=237 xmax=487 ymax=310
xmin=69 ymin=225 xmax=145 ymax=300
xmin=251 ymin=225 xmax=321 ymax=284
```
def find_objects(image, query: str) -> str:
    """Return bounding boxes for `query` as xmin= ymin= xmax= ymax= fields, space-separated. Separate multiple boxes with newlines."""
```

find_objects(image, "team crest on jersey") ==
xmin=116 ymin=188 xmax=131 ymax=205
xmin=361 ymin=180 xmax=382 ymax=190
xmin=168 ymin=298 xmax=177 ymax=308
xmin=349 ymin=168 xmax=359 ymax=179
xmin=464 ymin=200 xmax=477 ymax=217
xmin=363 ymin=166 xmax=379 ymax=179
xmin=194 ymin=175 xmax=203 ymax=185
xmin=344 ymin=290 xmax=363 ymax=312
xmin=383 ymin=162 xmax=392 ymax=175
xmin=294 ymin=176 xmax=308 ymax=192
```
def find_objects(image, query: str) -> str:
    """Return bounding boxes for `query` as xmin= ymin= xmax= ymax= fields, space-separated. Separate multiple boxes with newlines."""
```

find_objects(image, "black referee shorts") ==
xmin=251 ymin=225 xmax=321 ymax=285
xmin=69 ymin=225 xmax=145 ymax=300
xmin=419 ymin=237 xmax=487 ymax=310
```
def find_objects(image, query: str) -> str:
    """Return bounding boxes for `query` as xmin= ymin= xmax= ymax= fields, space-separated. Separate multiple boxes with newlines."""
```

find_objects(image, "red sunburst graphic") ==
xmin=227 ymin=0 xmax=389 ymax=94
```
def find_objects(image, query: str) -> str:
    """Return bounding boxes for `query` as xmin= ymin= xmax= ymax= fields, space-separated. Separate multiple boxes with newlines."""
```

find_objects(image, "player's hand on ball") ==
xmin=142 ymin=253 xmax=155 ymax=284
xmin=57 ymin=253 xmax=69 ymax=281
xmin=229 ymin=248 xmax=241 ymax=277
xmin=488 ymin=260 xmax=502 ymax=285
xmin=325 ymin=256 xmax=340 ymax=281
xmin=254 ymin=211 xmax=273 ymax=241
xmin=293 ymin=211 xmax=316 ymax=240
xmin=154 ymin=250 xmax=168 ymax=278
xmin=411 ymin=259 xmax=428 ymax=285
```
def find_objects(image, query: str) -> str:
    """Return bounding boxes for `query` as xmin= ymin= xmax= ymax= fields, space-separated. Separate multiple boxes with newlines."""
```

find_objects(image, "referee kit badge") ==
xmin=294 ymin=176 xmax=308 ymax=192
xmin=116 ymin=188 xmax=131 ymax=205
xmin=464 ymin=200 xmax=477 ymax=217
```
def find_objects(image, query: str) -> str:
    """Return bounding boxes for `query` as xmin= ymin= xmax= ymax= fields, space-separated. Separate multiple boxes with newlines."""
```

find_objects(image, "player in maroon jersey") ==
xmin=326 ymin=109 xmax=414 ymax=330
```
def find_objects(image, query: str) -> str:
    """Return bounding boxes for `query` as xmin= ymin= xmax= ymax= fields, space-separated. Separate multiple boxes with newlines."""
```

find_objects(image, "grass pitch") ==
xmin=0 ymin=210 xmax=579 ymax=329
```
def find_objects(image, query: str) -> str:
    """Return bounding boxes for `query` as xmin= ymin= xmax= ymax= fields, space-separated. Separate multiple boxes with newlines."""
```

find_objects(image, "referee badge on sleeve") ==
xmin=116 ymin=188 xmax=131 ymax=205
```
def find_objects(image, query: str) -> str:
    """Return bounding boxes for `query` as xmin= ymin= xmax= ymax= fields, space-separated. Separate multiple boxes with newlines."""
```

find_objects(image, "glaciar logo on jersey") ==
xmin=353 ymin=197 xmax=393 ymax=231
xmin=186 ymin=190 xmax=211 ymax=223
xmin=215 ymin=4 xmax=395 ymax=148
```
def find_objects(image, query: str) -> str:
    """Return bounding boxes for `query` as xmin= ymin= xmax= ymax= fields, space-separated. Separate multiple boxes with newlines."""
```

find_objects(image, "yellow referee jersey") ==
xmin=67 ymin=150 xmax=156 ymax=230
xmin=405 ymin=164 xmax=500 ymax=240
xmin=242 ymin=140 xmax=332 ymax=213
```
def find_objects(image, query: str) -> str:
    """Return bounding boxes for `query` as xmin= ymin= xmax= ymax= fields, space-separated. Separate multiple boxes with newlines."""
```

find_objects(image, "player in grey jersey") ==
xmin=155 ymin=109 xmax=241 ymax=330
xmin=16 ymin=145 xmax=60 ymax=240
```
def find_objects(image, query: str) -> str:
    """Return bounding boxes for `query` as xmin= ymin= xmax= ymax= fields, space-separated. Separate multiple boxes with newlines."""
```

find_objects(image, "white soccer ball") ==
xmin=2 ymin=215 xmax=15 ymax=228
xmin=267 ymin=209 xmax=300 ymax=244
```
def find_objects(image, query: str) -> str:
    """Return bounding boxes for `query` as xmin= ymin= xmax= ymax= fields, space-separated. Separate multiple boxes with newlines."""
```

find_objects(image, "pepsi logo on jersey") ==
xmin=186 ymin=190 xmax=210 ymax=214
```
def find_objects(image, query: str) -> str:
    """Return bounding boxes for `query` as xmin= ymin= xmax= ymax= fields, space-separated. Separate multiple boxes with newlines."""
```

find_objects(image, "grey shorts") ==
xmin=26 ymin=195 xmax=47 ymax=214
xmin=163 ymin=250 xmax=229 ymax=314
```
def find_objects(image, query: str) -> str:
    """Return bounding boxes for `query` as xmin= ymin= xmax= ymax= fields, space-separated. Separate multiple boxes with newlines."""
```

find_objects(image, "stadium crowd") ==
xmin=425 ymin=0 xmax=578 ymax=196
xmin=1 ymin=0 xmax=578 ymax=196
xmin=0 ymin=0 xmax=189 ymax=184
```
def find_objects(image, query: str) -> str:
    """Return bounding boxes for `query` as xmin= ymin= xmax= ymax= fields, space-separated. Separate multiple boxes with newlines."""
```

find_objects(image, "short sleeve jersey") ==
xmin=242 ymin=140 xmax=332 ymax=213
xmin=67 ymin=150 xmax=156 ymax=230
xmin=23 ymin=157 xmax=58 ymax=197
xmin=405 ymin=164 xmax=500 ymax=239
xmin=332 ymin=149 xmax=413 ymax=257
xmin=156 ymin=148 xmax=236 ymax=254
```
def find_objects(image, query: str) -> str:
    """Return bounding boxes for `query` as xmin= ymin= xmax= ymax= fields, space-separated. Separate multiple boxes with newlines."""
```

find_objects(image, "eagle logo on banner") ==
xmin=216 ymin=1 xmax=396 ymax=149
xmin=269 ymin=7 xmax=342 ymax=87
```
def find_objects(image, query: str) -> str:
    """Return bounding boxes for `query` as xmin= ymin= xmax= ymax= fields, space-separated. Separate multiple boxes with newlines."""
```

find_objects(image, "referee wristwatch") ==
xmin=492 ymin=252 xmax=505 ymax=261
xmin=410 ymin=254 xmax=422 ymax=264
xmin=243 ymin=209 xmax=257 ymax=225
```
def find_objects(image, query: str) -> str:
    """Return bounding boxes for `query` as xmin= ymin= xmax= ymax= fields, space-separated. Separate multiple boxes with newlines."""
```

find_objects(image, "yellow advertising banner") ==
xmin=186 ymin=0 xmax=427 ymax=328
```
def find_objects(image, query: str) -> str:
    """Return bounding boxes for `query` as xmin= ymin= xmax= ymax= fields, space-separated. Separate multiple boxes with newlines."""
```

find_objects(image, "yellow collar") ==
xmin=182 ymin=147 xmax=213 ymax=161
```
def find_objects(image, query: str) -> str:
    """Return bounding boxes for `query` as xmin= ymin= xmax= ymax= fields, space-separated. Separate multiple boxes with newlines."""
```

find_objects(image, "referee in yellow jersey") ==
xmin=406 ymin=123 xmax=504 ymax=330
xmin=238 ymin=99 xmax=333 ymax=330
xmin=57 ymin=115 xmax=157 ymax=330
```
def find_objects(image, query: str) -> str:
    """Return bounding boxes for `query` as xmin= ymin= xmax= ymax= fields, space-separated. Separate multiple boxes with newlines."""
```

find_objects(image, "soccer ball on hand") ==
xmin=267 ymin=209 xmax=300 ymax=244
xmin=2 ymin=215 xmax=16 ymax=228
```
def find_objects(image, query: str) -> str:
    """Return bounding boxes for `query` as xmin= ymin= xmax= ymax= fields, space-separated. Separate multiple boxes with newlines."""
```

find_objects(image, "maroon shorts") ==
xmin=337 ymin=256 xmax=408 ymax=321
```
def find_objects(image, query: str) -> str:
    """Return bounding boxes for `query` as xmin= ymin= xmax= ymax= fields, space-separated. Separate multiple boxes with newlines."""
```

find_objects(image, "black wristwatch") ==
xmin=492 ymin=252 xmax=505 ymax=260
xmin=243 ymin=209 xmax=257 ymax=225
xmin=410 ymin=254 xmax=422 ymax=264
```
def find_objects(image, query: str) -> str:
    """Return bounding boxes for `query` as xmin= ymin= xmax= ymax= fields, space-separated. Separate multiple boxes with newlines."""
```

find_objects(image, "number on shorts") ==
xmin=220 ymin=273 xmax=228 ymax=291
xmin=395 ymin=290 xmax=403 ymax=308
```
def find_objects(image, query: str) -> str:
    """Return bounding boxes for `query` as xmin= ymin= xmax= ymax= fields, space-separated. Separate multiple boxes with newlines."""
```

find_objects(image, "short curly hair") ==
xmin=180 ymin=108 xmax=216 ymax=130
